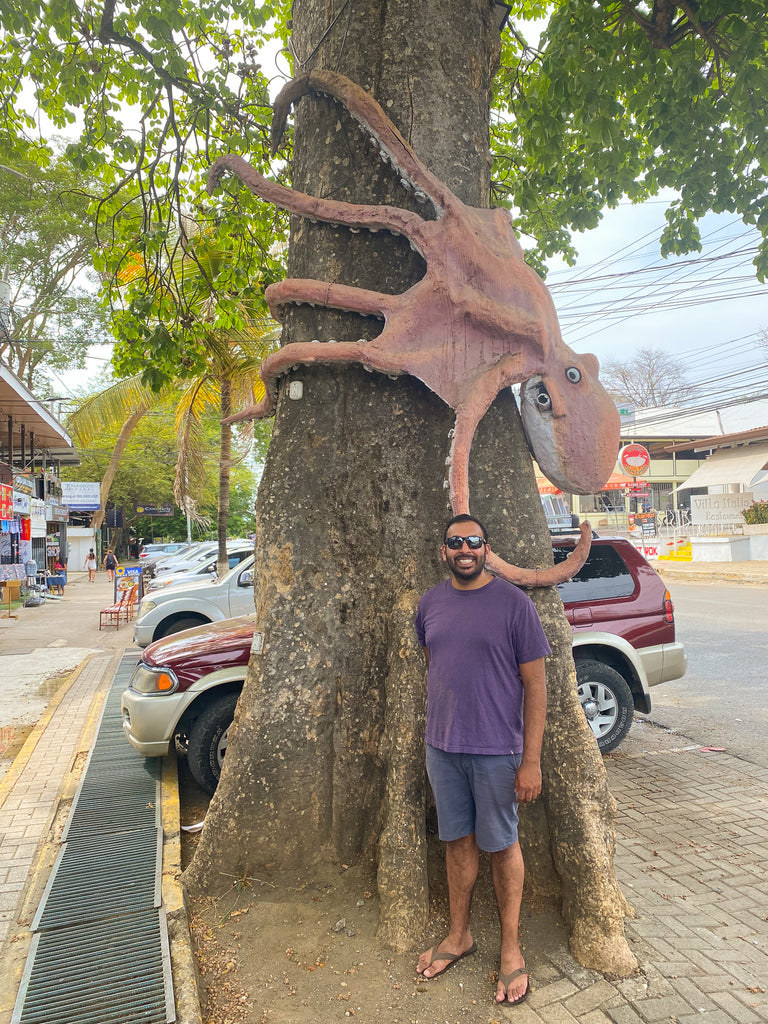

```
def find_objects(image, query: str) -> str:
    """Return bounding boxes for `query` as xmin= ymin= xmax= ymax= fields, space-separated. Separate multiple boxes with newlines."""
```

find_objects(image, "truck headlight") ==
xmin=129 ymin=663 xmax=179 ymax=694
xmin=138 ymin=599 xmax=157 ymax=616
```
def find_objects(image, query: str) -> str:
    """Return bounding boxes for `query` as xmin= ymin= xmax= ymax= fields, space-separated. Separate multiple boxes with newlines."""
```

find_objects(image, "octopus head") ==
xmin=519 ymin=353 xmax=620 ymax=495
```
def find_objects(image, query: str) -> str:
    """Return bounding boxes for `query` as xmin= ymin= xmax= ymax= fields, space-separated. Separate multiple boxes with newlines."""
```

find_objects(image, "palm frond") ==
xmin=68 ymin=375 xmax=166 ymax=445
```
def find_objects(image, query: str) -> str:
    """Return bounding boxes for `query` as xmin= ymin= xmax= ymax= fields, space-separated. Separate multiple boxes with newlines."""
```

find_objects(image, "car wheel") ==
xmin=576 ymin=659 xmax=634 ymax=753
xmin=186 ymin=694 xmax=239 ymax=794
xmin=156 ymin=615 xmax=207 ymax=640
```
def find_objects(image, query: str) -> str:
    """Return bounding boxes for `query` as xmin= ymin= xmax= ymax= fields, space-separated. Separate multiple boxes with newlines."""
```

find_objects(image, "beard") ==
xmin=446 ymin=547 xmax=486 ymax=582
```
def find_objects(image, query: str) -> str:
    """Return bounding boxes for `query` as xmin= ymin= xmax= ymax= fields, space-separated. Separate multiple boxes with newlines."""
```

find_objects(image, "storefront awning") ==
xmin=537 ymin=473 xmax=636 ymax=494
xmin=674 ymin=442 xmax=768 ymax=492
xmin=0 ymin=363 xmax=78 ymax=462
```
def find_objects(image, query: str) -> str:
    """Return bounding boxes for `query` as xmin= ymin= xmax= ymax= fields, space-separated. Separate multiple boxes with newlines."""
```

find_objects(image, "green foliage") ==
xmin=3 ymin=0 xmax=768 ymax=395
xmin=1 ymin=0 xmax=290 ymax=389
xmin=496 ymin=2 xmax=768 ymax=278
xmin=0 ymin=151 xmax=110 ymax=389
xmin=742 ymin=502 xmax=768 ymax=525
xmin=63 ymin=395 xmax=258 ymax=533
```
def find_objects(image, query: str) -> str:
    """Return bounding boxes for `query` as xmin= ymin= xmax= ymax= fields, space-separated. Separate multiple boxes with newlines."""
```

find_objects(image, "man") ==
xmin=414 ymin=514 xmax=550 ymax=1007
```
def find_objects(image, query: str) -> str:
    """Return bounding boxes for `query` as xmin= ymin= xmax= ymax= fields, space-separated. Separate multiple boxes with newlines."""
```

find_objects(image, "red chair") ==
xmin=119 ymin=584 xmax=140 ymax=624
xmin=99 ymin=590 xmax=128 ymax=630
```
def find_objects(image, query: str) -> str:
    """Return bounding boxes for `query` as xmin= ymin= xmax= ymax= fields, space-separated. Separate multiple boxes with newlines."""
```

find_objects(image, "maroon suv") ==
xmin=121 ymin=536 xmax=686 ymax=792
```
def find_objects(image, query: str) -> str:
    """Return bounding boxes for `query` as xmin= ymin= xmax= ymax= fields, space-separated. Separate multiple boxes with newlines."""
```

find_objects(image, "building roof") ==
xmin=0 ymin=363 xmax=79 ymax=464
xmin=651 ymin=424 xmax=768 ymax=455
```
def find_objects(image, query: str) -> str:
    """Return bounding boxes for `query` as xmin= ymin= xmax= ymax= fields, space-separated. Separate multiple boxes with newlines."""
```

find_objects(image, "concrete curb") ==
xmin=0 ymin=654 xmax=204 ymax=1024
xmin=161 ymin=753 xmax=204 ymax=1024
xmin=652 ymin=564 xmax=768 ymax=585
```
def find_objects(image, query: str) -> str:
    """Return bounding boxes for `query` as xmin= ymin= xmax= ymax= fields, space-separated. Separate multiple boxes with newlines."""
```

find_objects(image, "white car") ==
xmin=146 ymin=546 xmax=253 ymax=591
xmin=133 ymin=555 xmax=256 ymax=647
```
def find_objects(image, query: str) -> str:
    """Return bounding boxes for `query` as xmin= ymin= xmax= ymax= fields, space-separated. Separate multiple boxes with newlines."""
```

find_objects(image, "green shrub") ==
xmin=742 ymin=501 xmax=768 ymax=525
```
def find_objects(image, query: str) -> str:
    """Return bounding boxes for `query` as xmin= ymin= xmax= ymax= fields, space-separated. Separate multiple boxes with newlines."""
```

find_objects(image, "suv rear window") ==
xmin=553 ymin=544 xmax=636 ymax=603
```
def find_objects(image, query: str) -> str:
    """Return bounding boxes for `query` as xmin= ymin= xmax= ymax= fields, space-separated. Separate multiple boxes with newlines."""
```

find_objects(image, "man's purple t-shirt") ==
xmin=414 ymin=577 xmax=551 ymax=755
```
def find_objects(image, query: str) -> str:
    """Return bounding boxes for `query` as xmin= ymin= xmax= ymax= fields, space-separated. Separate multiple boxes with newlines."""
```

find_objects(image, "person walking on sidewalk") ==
xmin=83 ymin=548 xmax=98 ymax=583
xmin=102 ymin=548 xmax=119 ymax=582
xmin=414 ymin=513 xmax=550 ymax=1007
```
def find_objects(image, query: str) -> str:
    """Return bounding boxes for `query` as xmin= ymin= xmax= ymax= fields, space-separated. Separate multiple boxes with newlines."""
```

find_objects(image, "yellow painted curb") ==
xmin=0 ymin=651 xmax=120 ymax=1024
xmin=0 ymin=652 xmax=102 ymax=811
xmin=162 ymin=754 xmax=204 ymax=1024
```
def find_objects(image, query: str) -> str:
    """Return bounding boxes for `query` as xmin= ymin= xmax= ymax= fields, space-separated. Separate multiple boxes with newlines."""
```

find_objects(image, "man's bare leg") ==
xmin=491 ymin=841 xmax=527 ymax=1003
xmin=416 ymin=833 xmax=479 ymax=978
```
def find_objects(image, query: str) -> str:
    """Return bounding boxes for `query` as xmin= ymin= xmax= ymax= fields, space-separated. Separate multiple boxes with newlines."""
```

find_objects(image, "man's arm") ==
xmin=515 ymin=657 xmax=547 ymax=802
xmin=421 ymin=646 xmax=430 ymax=669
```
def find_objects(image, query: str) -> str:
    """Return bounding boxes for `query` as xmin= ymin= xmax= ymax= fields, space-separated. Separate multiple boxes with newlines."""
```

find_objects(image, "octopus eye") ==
xmin=534 ymin=383 xmax=552 ymax=410
xmin=565 ymin=366 xmax=582 ymax=383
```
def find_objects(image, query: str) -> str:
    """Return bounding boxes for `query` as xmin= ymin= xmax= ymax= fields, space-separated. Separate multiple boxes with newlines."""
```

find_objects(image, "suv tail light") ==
xmin=663 ymin=589 xmax=674 ymax=623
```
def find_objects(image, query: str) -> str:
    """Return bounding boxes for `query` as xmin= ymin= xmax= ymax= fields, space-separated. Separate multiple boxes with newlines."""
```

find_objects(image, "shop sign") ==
xmin=0 ymin=483 xmax=12 ymax=521
xmin=619 ymin=443 xmax=651 ymax=476
xmin=13 ymin=490 xmax=31 ymax=515
xmin=12 ymin=474 xmax=34 ymax=496
xmin=46 ymin=502 xmax=70 ymax=523
xmin=62 ymin=481 xmax=101 ymax=511
xmin=690 ymin=492 xmax=753 ymax=527
xmin=135 ymin=504 xmax=174 ymax=517
xmin=30 ymin=498 xmax=46 ymax=528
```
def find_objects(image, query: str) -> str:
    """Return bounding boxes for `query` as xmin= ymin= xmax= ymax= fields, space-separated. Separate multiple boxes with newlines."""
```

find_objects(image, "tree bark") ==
xmin=90 ymin=408 xmax=146 ymax=531
xmin=185 ymin=0 xmax=635 ymax=974
xmin=216 ymin=376 xmax=232 ymax=578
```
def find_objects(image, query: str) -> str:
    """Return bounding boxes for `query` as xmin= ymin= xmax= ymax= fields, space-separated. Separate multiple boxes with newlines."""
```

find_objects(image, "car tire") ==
xmin=576 ymin=659 xmax=634 ymax=753
xmin=155 ymin=615 xmax=207 ymax=640
xmin=186 ymin=694 xmax=239 ymax=794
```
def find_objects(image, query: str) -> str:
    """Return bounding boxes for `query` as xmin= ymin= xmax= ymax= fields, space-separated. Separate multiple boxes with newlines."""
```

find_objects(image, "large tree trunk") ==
xmin=216 ymin=377 xmax=232 ymax=578
xmin=185 ymin=0 xmax=635 ymax=975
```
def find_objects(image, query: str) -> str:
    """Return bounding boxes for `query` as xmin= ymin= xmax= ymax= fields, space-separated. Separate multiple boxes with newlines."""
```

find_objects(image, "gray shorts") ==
xmin=426 ymin=744 xmax=523 ymax=853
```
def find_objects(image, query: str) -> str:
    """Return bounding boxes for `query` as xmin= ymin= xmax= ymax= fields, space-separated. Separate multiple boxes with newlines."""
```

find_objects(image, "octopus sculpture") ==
xmin=209 ymin=70 xmax=620 ymax=586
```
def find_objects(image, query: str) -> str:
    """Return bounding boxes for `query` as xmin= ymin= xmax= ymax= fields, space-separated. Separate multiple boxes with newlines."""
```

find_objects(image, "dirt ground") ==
xmin=179 ymin=760 xmax=573 ymax=1024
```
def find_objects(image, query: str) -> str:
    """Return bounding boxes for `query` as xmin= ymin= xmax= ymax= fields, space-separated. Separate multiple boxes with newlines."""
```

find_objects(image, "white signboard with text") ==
xmin=62 ymin=481 xmax=101 ymax=511
xmin=690 ymin=492 xmax=753 ymax=527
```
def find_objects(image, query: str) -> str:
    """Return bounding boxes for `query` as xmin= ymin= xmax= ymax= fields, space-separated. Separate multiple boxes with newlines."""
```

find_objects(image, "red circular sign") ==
xmin=619 ymin=443 xmax=651 ymax=476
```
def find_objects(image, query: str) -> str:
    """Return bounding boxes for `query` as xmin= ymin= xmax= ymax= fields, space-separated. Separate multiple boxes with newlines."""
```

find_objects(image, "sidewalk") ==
xmin=651 ymin=559 xmax=768 ymax=586
xmin=0 ymin=565 xmax=766 ymax=1024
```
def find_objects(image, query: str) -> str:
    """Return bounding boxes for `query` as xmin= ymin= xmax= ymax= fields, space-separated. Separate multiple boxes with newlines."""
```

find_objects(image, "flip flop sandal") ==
xmin=421 ymin=941 xmax=477 ymax=980
xmin=498 ymin=967 xmax=530 ymax=1007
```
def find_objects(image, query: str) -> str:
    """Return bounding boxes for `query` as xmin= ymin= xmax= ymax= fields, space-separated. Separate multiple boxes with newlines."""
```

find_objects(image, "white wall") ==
xmin=67 ymin=527 xmax=97 ymax=571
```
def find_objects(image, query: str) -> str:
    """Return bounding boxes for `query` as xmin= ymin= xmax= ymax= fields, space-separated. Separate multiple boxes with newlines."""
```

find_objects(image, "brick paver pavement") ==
xmin=0 ymin=564 xmax=766 ymax=1024
xmin=0 ymin=652 xmax=114 ymax=948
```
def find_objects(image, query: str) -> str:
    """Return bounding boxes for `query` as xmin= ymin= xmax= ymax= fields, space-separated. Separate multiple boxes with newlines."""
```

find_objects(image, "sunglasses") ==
xmin=444 ymin=535 xmax=486 ymax=550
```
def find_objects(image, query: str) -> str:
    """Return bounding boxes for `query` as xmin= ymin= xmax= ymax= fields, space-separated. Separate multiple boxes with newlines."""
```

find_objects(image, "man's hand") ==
xmin=514 ymin=759 xmax=542 ymax=803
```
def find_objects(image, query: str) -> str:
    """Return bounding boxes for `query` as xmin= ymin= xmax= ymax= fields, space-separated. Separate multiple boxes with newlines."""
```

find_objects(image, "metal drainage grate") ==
xmin=13 ymin=653 xmax=176 ymax=1023
xmin=32 ymin=827 xmax=162 ymax=931
xmin=13 ymin=909 xmax=175 ymax=1024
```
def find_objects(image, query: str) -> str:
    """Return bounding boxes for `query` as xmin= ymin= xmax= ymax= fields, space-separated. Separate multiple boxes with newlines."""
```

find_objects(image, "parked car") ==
xmin=143 ymin=543 xmax=216 ymax=579
xmin=145 ymin=546 xmax=253 ymax=592
xmin=132 ymin=556 xmax=256 ymax=647
xmin=121 ymin=535 xmax=686 ymax=792
xmin=139 ymin=542 xmax=188 ymax=560
xmin=145 ymin=539 xmax=253 ymax=579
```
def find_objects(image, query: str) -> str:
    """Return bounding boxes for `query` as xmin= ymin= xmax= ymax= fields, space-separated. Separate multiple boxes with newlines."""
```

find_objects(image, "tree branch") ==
xmin=98 ymin=0 xmax=203 ymax=101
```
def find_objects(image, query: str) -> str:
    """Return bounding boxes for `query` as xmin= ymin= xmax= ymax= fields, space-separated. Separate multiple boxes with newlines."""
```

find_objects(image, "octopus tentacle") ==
xmin=270 ymin=70 xmax=458 ymax=218
xmin=486 ymin=522 xmax=593 ymax=588
xmin=222 ymin=339 xmax=376 ymax=425
xmin=266 ymin=279 xmax=393 ymax=322
xmin=209 ymin=153 xmax=428 ymax=244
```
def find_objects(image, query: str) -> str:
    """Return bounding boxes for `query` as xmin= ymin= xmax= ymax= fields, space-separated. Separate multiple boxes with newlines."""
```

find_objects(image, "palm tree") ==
xmin=68 ymin=322 xmax=275 ymax=570
xmin=70 ymin=224 xmax=279 ymax=569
